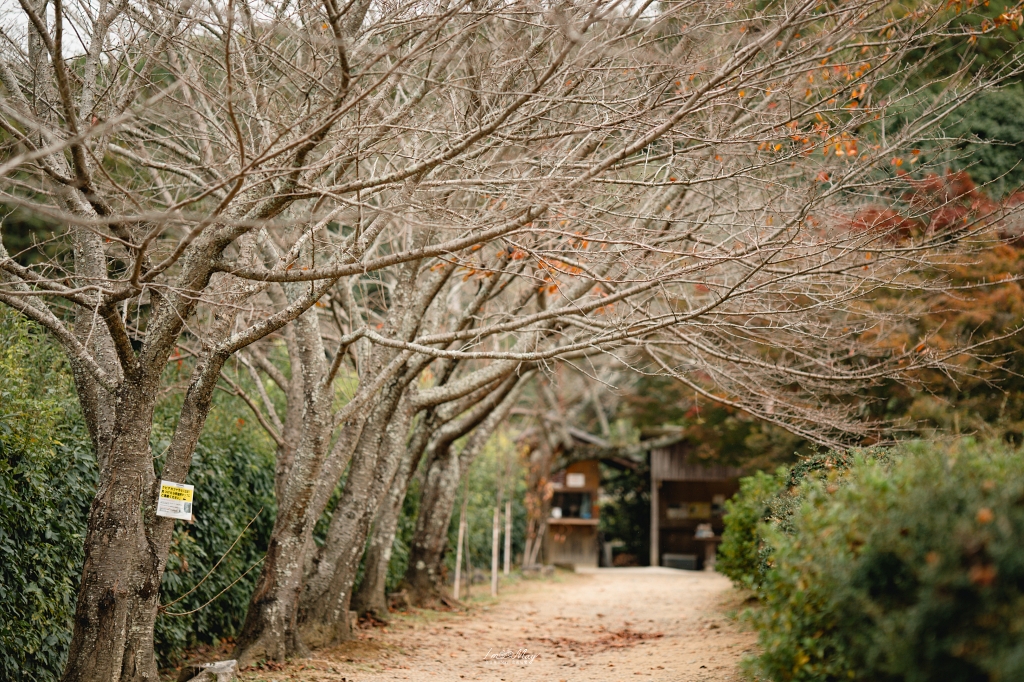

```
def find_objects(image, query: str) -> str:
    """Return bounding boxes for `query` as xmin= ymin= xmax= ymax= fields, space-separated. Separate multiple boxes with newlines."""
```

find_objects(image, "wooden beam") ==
xmin=650 ymin=476 xmax=659 ymax=567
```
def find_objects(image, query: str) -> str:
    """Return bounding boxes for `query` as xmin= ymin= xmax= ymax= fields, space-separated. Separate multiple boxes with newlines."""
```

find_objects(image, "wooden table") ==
xmin=695 ymin=535 xmax=723 ymax=570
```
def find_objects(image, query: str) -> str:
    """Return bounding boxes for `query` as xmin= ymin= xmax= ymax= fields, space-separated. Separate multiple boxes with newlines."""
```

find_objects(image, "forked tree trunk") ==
xmin=233 ymin=499 xmax=317 ymax=661
xmin=233 ymin=303 xmax=360 ymax=663
xmin=402 ymin=444 xmax=463 ymax=606
xmin=61 ymin=317 xmax=232 ymax=682
xmin=233 ymin=425 xmax=345 ymax=662
xmin=297 ymin=389 xmax=410 ymax=647
xmin=350 ymin=444 xmax=423 ymax=618
xmin=120 ymin=350 xmax=230 ymax=679
xmin=349 ymin=391 xmax=457 ymax=619
xmin=401 ymin=379 xmax=523 ymax=606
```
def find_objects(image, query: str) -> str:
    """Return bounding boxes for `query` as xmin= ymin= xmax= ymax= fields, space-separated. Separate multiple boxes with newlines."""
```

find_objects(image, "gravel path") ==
xmin=239 ymin=567 xmax=757 ymax=682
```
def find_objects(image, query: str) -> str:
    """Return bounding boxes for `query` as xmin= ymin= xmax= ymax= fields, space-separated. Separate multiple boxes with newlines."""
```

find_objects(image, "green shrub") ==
xmin=946 ymin=86 xmax=1024 ymax=195
xmin=718 ymin=468 xmax=786 ymax=587
xmin=152 ymin=397 xmax=277 ymax=665
xmin=720 ymin=451 xmax=887 ymax=588
xmin=751 ymin=440 xmax=1024 ymax=682
xmin=0 ymin=308 xmax=95 ymax=681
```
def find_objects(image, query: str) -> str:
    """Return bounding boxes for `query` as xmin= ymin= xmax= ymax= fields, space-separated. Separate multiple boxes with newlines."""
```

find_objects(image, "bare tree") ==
xmin=0 ymin=0 xmax=1018 ymax=677
xmin=399 ymin=375 xmax=526 ymax=604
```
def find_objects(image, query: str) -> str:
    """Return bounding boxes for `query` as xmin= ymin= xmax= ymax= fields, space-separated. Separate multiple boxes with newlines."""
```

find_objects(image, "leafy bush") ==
xmin=717 ymin=468 xmax=785 ymax=587
xmin=0 ymin=308 xmax=95 ymax=681
xmin=751 ymin=440 xmax=1024 ymax=682
xmin=152 ymin=396 xmax=277 ymax=665
xmin=720 ymin=451 xmax=886 ymax=588
xmin=600 ymin=460 xmax=651 ymax=566
xmin=946 ymin=86 xmax=1024 ymax=196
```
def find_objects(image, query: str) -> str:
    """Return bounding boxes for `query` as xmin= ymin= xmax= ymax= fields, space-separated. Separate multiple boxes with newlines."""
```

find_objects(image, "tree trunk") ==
xmin=350 ymin=445 xmax=423 ymax=618
xmin=401 ymin=378 xmax=523 ymax=606
xmin=59 ymin=381 xmax=160 ymax=682
xmin=401 ymin=443 xmax=463 ymax=606
xmin=349 ymin=481 xmax=405 ymax=620
xmin=233 ymin=304 xmax=357 ymax=663
xmin=233 ymin=424 xmax=348 ymax=662
xmin=297 ymin=389 xmax=410 ymax=647
xmin=233 ymin=501 xmax=316 ymax=662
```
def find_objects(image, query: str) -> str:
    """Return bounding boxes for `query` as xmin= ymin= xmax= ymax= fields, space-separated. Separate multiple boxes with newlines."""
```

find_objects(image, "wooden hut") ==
xmin=649 ymin=443 xmax=743 ymax=570
xmin=543 ymin=458 xmax=601 ymax=568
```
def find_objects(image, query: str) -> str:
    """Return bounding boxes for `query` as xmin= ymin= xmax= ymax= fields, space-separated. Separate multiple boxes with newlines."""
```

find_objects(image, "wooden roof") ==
xmin=651 ymin=443 xmax=744 ymax=481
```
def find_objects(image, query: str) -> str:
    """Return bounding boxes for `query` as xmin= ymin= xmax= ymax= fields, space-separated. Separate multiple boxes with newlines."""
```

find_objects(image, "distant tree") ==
xmin=946 ymin=87 xmax=1024 ymax=194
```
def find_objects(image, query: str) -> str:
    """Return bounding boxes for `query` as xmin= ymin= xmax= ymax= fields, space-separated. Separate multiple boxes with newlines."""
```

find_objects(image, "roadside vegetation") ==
xmin=722 ymin=440 xmax=1024 ymax=682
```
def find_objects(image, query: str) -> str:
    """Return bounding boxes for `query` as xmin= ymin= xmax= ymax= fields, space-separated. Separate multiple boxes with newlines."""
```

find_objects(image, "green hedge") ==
xmin=747 ymin=440 xmax=1024 ymax=682
xmin=719 ymin=451 xmax=885 ymax=589
xmin=717 ymin=467 xmax=785 ymax=588
xmin=0 ymin=308 xmax=95 ymax=681
xmin=152 ymin=397 xmax=276 ymax=665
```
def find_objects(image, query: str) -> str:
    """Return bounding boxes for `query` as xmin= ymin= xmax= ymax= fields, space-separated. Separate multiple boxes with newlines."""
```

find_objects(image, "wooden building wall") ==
xmin=650 ymin=445 xmax=744 ymax=569
xmin=544 ymin=459 xmax=601 ymax=568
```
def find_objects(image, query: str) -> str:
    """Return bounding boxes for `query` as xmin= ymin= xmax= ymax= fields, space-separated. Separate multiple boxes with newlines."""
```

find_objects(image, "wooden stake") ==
xmin=491 ymin=504 xmax=500 ymax=596
xmin=492 ymin=445 xmax=509 ymax=596
xmin=463 ymin=507 xmax=472 ymax=598
xmin=454 ymin=475 xmax=470 ymax=600
xmin=503 ymin=498 xmax=512 ymax=575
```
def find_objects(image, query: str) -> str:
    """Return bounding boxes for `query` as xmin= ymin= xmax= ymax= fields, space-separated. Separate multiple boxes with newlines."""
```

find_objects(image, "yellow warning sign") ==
xmin=160 ymin=483 xmax=193 ymax=502
xmin=156 ymin=480 xmax=194 ymax=520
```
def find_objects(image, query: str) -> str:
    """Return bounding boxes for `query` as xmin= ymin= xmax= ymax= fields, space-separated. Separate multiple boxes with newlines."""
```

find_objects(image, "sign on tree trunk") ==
xmin=156 ymin=481 xmax=194 ymax=521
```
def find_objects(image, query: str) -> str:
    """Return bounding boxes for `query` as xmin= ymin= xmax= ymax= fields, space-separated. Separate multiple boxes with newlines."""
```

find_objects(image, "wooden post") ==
xmin=463 ymin=513 xmax=472 ymax=598
xmin=492 ymin=448 xmax=508 ymax=596
xmin=454 ymin=476 xmax=469 ymax=600
xmin=650 ymin=476 xmax=660 ymax=567
xmin=503 ymin=499 xmax=512 ymax=575
xmin=491 ymin=505 xmax=500 ymax=596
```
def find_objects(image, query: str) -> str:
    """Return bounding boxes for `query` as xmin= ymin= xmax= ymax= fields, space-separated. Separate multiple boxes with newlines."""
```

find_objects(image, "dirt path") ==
xmin=239 ymin=568 xmax=757 ymax=682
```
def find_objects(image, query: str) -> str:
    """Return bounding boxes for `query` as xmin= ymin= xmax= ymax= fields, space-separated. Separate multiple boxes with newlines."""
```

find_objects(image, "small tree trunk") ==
xmin=234 ymin=308 xmax=356 ymax=663
xmin=350 ymin=485 xmax=403 ymax=620
xmin=351 ymin=441 xmax=425 ymax=618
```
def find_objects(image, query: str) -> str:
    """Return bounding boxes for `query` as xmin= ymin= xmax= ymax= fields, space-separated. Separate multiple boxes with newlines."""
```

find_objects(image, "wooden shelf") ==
xmin=548 ymin=517 xmax=599 ymax=526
